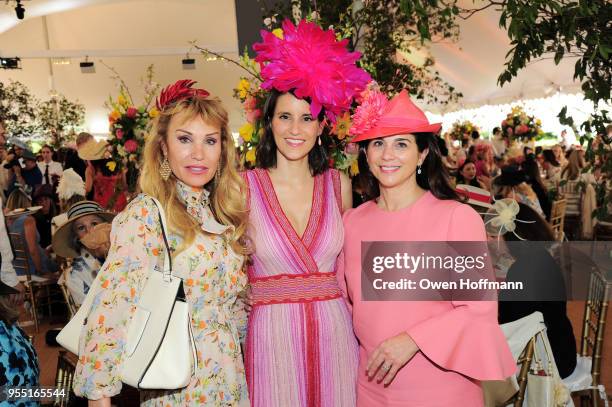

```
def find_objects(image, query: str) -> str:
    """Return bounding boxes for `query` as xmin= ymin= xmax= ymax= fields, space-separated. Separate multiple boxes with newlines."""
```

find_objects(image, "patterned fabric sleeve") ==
xmin=72 ymin=195 xmax=165 ymax=400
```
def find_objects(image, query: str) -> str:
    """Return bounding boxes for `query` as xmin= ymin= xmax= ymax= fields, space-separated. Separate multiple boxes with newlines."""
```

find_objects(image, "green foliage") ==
xmin=0 ymin=80 xmax=40 ymax=137
xmin=261 ymin=0 xmax=463 ymax=104
xmin=37 ymin=94 xmax=86 ymax=148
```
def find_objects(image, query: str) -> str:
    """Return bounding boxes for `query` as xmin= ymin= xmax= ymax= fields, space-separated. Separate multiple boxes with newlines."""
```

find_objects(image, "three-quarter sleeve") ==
xmin=406 ymin=203 xmax=516 ymax=381
xmin=72 ymin=196 xmax=166 ymax=400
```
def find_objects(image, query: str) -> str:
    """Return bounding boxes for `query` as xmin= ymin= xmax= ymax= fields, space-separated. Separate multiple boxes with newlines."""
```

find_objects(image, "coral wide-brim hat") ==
xmin=350 ymin=89 xmax=441 ymax=142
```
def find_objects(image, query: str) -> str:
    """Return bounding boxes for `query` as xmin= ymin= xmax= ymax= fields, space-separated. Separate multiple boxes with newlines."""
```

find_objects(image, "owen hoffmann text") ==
xmin=369 ymin=252 xmax=523 ymax=291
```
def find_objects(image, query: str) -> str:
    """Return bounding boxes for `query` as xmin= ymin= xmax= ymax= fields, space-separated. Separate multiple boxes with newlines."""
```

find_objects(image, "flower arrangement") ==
xmin=448 ymin=120 xmax=479 ymax=141
xmin=104 ymin=64 xmax=160 ymax=192
xmin=196 ymin=20 xmax=369 ymax=174
xmin=501 ymin=105 xmax=543 ymax=142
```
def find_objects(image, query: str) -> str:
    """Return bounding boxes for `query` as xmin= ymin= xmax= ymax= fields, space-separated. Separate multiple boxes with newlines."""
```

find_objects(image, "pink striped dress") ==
xmin=244 ymin=168 xmax=358 ymax=407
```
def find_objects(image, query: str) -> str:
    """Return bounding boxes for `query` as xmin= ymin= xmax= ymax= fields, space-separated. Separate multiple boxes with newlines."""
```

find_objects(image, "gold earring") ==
xmin=215 ymin=167 xmax=221 ymax=183
xmin=160 ymin=157 xmax=171 ymax=181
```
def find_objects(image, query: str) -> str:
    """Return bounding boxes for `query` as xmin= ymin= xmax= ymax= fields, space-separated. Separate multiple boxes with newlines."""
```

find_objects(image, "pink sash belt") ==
xmin=250 ymin=272 xmax=342 ymax=306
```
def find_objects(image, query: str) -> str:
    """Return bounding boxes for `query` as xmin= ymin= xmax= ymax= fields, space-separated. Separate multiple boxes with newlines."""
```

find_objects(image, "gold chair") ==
xmin=8 ymin=232 xmax=57 ymax=333
xmin=505 ymin=338 xmax=536 ymax=407
xmin=53 ymin=350 xmax=78 ymax=407
xmin=57 ymin=263 xmax=78 ymax=318
xmin=563 ymin=269 xmax=610 ymax=406
xmin=550 ymin=198 xmax=567 ymax=241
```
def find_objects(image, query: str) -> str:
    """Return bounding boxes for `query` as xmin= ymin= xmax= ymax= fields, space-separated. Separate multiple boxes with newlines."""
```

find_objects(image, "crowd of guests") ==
xmin=426 ymin=125 xmax=612 ymax=228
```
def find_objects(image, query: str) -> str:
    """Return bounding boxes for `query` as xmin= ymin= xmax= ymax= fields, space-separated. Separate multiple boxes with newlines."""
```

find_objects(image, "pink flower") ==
xmin=246 ymin=109 xmax=262 ymax=123
xmin=507 ymin=127 xmax=513 ymax=135
xmin=124 ymin=139 xmax=138 ymax=153
xmin=243 ymin=96 xmax=257 ymax=110
xmin=126 ymin=107 xmax=138 ymax=118
xmin=253 ymin=19 xmax=371 ymax=122
xmin=349 ymin=85 xmax=388 ymax=137
xmin=116 ymin=129 xmax=124 ymax=140
xmin=501 ymin=120 xmax=508 ymax=127
xmin=344 ymin=142 xmax=358 ymax=155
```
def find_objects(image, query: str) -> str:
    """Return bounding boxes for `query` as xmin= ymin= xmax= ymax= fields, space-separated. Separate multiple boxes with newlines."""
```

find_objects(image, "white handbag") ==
xmin=526 ymin=331 xmax=570 ymax=407
xmin=57 ymin=196 xmax=197 ymax=390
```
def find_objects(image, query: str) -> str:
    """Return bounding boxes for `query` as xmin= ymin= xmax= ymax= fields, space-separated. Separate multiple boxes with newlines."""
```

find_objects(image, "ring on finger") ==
xmin=382 ymin=362 xmax=392 ymax=371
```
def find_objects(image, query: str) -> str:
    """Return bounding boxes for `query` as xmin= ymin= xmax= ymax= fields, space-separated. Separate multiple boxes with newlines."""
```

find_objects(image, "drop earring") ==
xmin=417 ymin=164 xmax=422 ymax=175
xmin=160 ymin=156 xmax=171 ymax=180
xmin=318 ymin=136 xmax=322 ymax=146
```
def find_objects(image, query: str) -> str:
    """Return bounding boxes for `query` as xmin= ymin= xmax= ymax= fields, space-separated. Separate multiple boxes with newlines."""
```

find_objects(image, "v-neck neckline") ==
xmin=257 ymin=168 xmax=323 ymax=245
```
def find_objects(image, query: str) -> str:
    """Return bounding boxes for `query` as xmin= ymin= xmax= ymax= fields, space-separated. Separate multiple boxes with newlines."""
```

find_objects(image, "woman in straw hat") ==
xmin=73 ymin=80 xmax=250 ymax=406
xmin=340 ymin=88 xmax=515 ymax=406
xmin=243 ymin=19 xmax=371 ymax=406
xmin=51 ymin=201 xmax=115 ymax=306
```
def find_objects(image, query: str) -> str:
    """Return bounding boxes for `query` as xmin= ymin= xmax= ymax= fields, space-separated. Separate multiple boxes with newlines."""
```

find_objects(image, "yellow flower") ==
xmin=272 ymin=28 xmax=284 ymax=39
xmin=239 ymin=123 xmax=254 ymax=142
xmin=109 ymin=110 xmax=121 ymax=121
xmin=106 ymin=161 xmax=117 ymax=172
xmin=349 ymin=158 xmax=359 ymax=176
xmin=149 ymin=108 xmax=159 ymax=118
xmin=245 ymin=148 xmax=256 ymax=164
xmin=118 ymin=94 xmax=129 ymax=107
xmin=236 ymin=79 xmax=250 ymax=99
xmin=536 ymin=119 xmax=542 ymax=126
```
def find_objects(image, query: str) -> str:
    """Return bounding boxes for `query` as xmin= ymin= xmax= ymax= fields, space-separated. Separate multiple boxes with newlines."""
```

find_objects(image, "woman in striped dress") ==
xmin=243 ymin=20 xmax=372 ymax=406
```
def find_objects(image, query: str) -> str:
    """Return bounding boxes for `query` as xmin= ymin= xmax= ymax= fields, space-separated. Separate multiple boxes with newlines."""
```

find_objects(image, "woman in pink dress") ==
xmin=340 ymin=88 xmax=516 ymax=406
xmin=244 ymin=19 xmax=370 ymax=406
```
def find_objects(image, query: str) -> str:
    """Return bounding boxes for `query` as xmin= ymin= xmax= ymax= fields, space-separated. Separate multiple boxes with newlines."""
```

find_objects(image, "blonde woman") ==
xmin=72 ymin=80 xmax=250 ymax=406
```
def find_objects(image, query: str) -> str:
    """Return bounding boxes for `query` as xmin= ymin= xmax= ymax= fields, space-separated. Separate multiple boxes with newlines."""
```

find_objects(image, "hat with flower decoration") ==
xmin=350 ymin=88 xmax=441 ymax=142
xmin=253 ymin=19 xmax=371 ymax=123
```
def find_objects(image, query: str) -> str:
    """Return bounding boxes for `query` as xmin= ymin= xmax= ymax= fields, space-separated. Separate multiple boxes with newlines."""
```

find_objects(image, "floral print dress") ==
xmin=72 ymin=182 xmax=249 ymax=406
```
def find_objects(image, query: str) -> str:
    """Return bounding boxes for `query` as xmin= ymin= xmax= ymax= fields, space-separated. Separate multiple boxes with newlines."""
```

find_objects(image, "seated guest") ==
xmin=560 ymin=148 xmax=586 ymax=181
xmin=52 ymin=201 xmax=115 ymax=306
xmin=522 ymin=154 xmax=552 ymax=220
xmin=4 ymin=189 xmax=57 ymax=276
xmin=0 ymin=281 xmax=39 ymax=405
xmin=456 ymin=160 xmax=491 ymax=190
xmin=31 ymin=184 xmax=57 ymax=248
xmin=13 ymin=150 xmax=42 ymax=195
xmin=494 ymin=165 xmax=544 ymax=216
xmin=52 ymin=169 xmax=86 ymax=234
xmin=496 ymin=203 xmax=577 ymax=378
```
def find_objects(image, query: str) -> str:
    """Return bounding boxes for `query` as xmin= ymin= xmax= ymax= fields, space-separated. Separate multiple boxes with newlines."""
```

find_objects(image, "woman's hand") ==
xmin=241 ymin=285 xmax=254 ymax=313
xmin=366 ymin=332 xmax=419 ymax=386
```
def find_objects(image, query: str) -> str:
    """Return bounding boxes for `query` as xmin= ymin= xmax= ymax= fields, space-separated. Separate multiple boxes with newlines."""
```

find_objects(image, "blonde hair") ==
xmin=5 ymin=189 xmax=32 ymax=211
xmin=140 ymin=97 xmax=248 ymax=256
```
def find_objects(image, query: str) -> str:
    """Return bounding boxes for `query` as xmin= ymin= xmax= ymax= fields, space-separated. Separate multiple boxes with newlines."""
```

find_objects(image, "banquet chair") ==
xmin=53 ymin=350 xmax=78 ymax=407
xmin=57 ymin=263 xmax=78 ymax=318
xmin=9 ymin=232 xmax=42 ymax=332
xmin=498 ymin=312 xmax=550 ymax=407
xmin=550 ymin=198 xmax=567 ymax=241
xmin=593 ymin=220 xmax=612 ymax=241
xmin=563 ymin=269 xmax=610 ymax=406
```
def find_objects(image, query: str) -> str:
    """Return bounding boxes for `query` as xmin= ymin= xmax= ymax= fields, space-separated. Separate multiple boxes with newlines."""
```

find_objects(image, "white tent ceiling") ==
xmin=0 ymin=0 xmax=584 ymax=135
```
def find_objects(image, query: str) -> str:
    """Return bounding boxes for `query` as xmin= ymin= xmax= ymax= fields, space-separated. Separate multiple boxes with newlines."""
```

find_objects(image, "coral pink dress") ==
xmin=339 ymin=192 xmax=516 ymax=406
xmin=244 ymin=168 xmax=358 ymax=407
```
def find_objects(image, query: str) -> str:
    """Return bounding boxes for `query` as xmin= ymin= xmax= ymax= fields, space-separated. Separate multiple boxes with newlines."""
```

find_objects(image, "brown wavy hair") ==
xmin=140 ymin=97 xmax=248 ymax=256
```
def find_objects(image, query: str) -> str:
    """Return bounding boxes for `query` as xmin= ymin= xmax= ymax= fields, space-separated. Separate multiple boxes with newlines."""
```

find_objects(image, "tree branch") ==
xmin=191 ymin=43 xmax=262 ymax=80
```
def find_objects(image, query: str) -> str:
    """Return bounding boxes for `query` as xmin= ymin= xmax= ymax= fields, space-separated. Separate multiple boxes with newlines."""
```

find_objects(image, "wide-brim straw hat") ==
xmin=52 ymin=200 xmax=115 ymax=258
xmin=77 ymin=139 xmax=108 ymax=161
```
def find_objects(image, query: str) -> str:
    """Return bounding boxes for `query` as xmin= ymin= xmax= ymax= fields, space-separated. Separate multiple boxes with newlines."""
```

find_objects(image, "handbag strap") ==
xmin=147 ymin=195 xmax=172 ymax=273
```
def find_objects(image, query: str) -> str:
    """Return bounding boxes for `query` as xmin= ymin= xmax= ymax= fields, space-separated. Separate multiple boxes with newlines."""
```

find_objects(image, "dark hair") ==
xmin=542 ymin=149 xmax=560 ymax=167
xmin=456 ymin=159 xmax=478 ymax=186
xmin=41 ymin=144 xmax=53 ymax=152
xmin=461 ymin=138 xmax=469 ymax=148
xmin=492 ymin=127 xmax=501 ymax=135
xmin=535 ymin=146 xmax=543 ymax=155
xmin=471 ymin=130 xmax=480 ymax=140
xmin=503 ymin=203 xmax=554 ymax=243
xmin=357 ymin=132 xmax=462 ymax=202
xmin=91 ymin=159 xmax=115 ymax=177
xmin=255 ymin=89 xmax=329 ymax=175
xmin=522 ymin=155 xmax=545 ymax=190
xmin=435 ymin=135 xmax=448 ymax=157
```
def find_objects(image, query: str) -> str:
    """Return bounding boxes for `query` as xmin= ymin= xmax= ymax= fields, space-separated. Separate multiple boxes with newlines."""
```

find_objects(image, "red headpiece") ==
xmin=156 ymin=80 xmax=210 ymax=111
xmin=350 ymin=89 xmax=441 ymax=142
